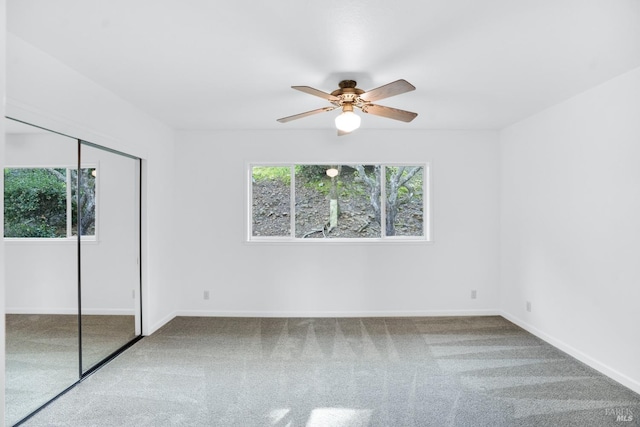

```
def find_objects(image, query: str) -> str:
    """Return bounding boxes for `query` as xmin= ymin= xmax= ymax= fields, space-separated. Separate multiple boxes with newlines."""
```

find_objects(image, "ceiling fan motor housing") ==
xmin=338 ymin=80 xmax=357 ymax=89
xmin=331 ymin=81 xmax=365 ymax=110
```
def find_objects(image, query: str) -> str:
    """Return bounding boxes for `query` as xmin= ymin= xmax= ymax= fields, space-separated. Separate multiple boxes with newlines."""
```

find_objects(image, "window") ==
xmin=4 ymin=167 xmax=97 ymax=239
xmin=249 ymin=164 xmax=429 ymax=241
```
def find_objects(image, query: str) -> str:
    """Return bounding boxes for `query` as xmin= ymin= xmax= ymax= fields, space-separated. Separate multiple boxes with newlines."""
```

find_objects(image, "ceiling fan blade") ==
xmin=292 ymin=86 xmax=340 ymax=102
xmin=277 ymin=106 xmax=338 ymax=123
xmin=359 ymin=79 xmax=416 ymax=102
xmin=361 ymin=104 xmax=418 ymax=122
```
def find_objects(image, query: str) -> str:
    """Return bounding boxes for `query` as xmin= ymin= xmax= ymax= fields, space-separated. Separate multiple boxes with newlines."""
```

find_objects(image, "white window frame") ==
xmin=4 ymin=164 xmax=99 ymax=242
xmin=246 ymin=162 xmax=431 ymax=243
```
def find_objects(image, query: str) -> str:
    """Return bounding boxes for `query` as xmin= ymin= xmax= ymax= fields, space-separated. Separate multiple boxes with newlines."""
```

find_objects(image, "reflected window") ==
xmin=4 ymin=167 xmax=96 ymax=238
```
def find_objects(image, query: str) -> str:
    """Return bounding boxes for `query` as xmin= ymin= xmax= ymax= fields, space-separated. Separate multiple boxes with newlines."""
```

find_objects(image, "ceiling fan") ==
xmin=277 ymin=79 xmax=418 ymax=135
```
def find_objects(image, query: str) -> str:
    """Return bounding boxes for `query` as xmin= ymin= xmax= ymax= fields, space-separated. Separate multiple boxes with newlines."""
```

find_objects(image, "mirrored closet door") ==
xmin=4 ymin=118 xmax=142 ymax=426
xmin=79 ymin=142 xmax=141 ymax=373
xmin=4 ymin=120 xmax=80 ymax=426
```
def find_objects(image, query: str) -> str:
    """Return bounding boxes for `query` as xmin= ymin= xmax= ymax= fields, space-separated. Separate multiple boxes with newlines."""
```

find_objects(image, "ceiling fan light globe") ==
xmin=335 ymin=111 xmax=361 ymax=132
xmin=326 ymin=168 xmax=339 ymax=177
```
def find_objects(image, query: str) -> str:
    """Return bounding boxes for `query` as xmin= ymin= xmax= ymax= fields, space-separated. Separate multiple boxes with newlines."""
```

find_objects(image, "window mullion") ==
xmin=290 ymin=165 xmax=295 ymax=239
xmin=380 ymin=165 xmax=386 ymax=239
xmin=66 ymin=168 xmax=72 ymax=238
xmin=424 ymin=164 xmax=430 ymax=241
xmin=248 ymin=165 xmax=254 ymax=241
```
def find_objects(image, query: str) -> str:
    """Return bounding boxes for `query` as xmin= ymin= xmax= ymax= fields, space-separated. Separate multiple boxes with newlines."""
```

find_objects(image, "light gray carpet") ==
xmin=5 ymin=314 xmax=136 ymax=426
xmin=5 ymin=314 xmax=79 ymax=426
xmin=79 ymin=314 xmax=137 ymax=371
xmin=21 ymin=316 xmax=640 ymax=426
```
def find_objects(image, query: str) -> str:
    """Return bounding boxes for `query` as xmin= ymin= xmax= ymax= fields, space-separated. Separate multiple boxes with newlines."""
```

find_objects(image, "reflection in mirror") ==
xmin=79 ymin=142 xmax=141 ymax=372
xmin=4 ymin=118 xmax=143 ymax=425
xmin=4 ymin=118 xmax=80 ymax=426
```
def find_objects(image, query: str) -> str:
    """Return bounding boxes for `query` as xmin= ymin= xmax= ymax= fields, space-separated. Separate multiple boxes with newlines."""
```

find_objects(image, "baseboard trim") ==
xmin=143 ymin=309 xmax=500 ymax=337
xmin=147 ymin=311 xmax=178 ymax=335
xmin=172 ymin=309 xmax=501 ymax=318
xmin=6 ymin=308 xmax=135 ymax=315
xmin=500 ymin=310 xmax=640 ymax=395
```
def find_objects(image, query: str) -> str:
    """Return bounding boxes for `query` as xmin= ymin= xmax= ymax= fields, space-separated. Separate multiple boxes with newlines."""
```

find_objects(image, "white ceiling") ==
xmin=7 ymin=0 xmax=640 ymax=131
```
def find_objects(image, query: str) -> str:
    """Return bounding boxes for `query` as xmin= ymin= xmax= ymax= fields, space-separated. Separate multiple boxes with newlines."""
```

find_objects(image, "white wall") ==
xmin=6 ymin=34 xmax=176 ymax=334
xmin=5 ymin=132 xmax=139 ymax=314
xmin=173 ymin=129 xmax=500 ymax=317
xmin=500 ymin=67 xmax=640 ymax=394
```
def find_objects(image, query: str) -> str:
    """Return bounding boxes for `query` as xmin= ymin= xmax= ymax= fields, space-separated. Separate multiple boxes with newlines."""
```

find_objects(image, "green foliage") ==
xmin=294 ymin=165 xmax=333 ymax=195
xmin=308 ymin=178 xmax=333 ymax=196
xmin=4 ymin=168 xmax=67 ymax=237
xmin=252 ymin=166 xmax=291 ymax=184
xmin=295 ymin=165 xmax=327 ymax=181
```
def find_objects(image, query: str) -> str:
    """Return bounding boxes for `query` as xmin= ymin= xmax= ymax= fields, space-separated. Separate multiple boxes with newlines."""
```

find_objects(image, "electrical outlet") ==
xmin=526 ymin=301 xmax=532 ymax=312
xmin=204 ymin=290 xmax=210 ymax=300
xmin=471 ymin=290 xmax=477 ymax=299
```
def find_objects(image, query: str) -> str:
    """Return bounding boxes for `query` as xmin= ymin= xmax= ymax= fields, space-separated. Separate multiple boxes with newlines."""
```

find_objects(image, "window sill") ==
xmin=246 ymin=237 xmax=432 ymax=245
xmin=4 ymin=237 xmax=99 ymax=245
